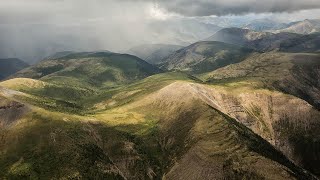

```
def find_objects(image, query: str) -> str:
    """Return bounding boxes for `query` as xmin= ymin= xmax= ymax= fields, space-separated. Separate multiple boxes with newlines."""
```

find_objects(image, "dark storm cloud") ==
xmin=149 ymin=0 xmax=320 ymax=16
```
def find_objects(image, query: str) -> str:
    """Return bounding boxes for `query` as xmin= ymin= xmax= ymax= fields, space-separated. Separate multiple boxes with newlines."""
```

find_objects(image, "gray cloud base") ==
xmin=0 ymin=0 xmax=319 ymax=63
xmin=148 ymin=0 xmax=320 ymax=16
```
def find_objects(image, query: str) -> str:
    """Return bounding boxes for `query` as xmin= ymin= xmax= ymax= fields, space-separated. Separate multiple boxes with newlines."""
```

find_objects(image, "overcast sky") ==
xmin=0 ymin=0 xmax=319 ymax=63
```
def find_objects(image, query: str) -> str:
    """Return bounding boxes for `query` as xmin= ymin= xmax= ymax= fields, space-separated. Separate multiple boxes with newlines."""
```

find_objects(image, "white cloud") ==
xmin=148 ymin=4 xmax=178 ymax=20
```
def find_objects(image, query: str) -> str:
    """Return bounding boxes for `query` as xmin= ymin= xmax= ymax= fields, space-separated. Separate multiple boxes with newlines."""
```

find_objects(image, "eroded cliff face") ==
xmin=0 ymin=89 xmax=30 ymax=128
xmin=202 ymin=52 xmax=320 ymax=112
xmin=120 ymin=82 xmax=312 ymax=179
xmin=274 ymin=56 xmax=320 ymax=110
xmin=173 ymin=82 xmax=320 ymax=176
xmin=195 ymin=52 xmax=320 ymax=176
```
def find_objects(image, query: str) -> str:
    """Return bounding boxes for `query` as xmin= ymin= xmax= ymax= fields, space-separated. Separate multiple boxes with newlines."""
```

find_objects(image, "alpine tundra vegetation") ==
xmin=0 ymin=0 xmax=320 ymax=179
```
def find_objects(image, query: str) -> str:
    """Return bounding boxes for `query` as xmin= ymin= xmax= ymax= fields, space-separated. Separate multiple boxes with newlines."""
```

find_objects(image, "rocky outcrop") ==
xmin=0 ymin=91 xmax=29 ymax=128
xmin=187 ymin=82 xmax=320 ymax=177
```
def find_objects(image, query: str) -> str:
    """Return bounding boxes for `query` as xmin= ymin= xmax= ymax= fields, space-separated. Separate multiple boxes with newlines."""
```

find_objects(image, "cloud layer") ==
xmin=152 ymin=0 xmax=320 ymax=16
xmin=0 ymin=0 xmax=319 ymax=63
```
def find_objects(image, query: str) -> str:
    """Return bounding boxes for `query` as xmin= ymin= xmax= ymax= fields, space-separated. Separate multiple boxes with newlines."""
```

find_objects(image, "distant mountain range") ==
xmin=241 ymin=18 xmax=320 ymax=34
xmin=205 ymin=28 xmax=271 ymax=46
xmin=127 ymin=44 xmax=183 ymax=65
xmin=160 ymin=41 xmax=254 ymax=74
xmin=243 ymin=18 xmax=288 ymax=31
xmin=148 ymin=18 xmax=223 ymax=45
xmin=274 ymin=19 xmax=320 ymax=34
xmin=205 ymin=27 xmax=320 ymax=52
xmin=1 ymin=18 xmax=319 ymax=65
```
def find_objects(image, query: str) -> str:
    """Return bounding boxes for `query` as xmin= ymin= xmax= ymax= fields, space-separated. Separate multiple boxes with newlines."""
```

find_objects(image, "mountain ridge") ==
xmin=160 ymin=41 xmax=254 ymax=74
xmin=274 ymin=19 xmax=320 ymax=34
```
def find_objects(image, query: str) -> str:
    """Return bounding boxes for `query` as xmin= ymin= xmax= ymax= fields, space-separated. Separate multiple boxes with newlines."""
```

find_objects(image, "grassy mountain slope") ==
xmin=183 ymin=81 xmax=320 ymax=176
xmin=3 ymin=52 xmax=162 ymax=114
xmin=11 ymin=52 xmax=161 ymax=88
xmin=202 ymin=52 xmax=320 ymax=109
xmin=0 ymin=75 xmax=317 ymax=179
xmin=127 ymin=44 xmax=183 ymax=65
xmin=198 ymin=52 xmax=320 ymax=176
xmin=99 ymin=81 xmax=315 ymax=179
xmin=1 ymin=46 xmax=320 ymax=178
xmin=160 ymin=41 xmax=254 ymax=74
xmin=0 ymin=78 xmax=96 ymax=114
xmin=278 ymin=32 xmax=320 ymax=53
xmin=0 ymin=58 xmax=29 ymax=80
xmin=0 ymin=72 xmax=195 ymax=115
xmin=247 ymin=32 xmax=302 ymax=51
xmin=247 ymin=32 xmax=320 ymax=53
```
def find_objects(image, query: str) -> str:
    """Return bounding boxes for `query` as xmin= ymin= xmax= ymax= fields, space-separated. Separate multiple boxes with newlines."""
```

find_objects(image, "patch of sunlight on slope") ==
xmin=0 ymin=78 xmax=47 ymax=90
xmin=89 ymin=72 xmax=199 ymax=112
xmin=93 ymin=81 xmax=313 ymax=179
